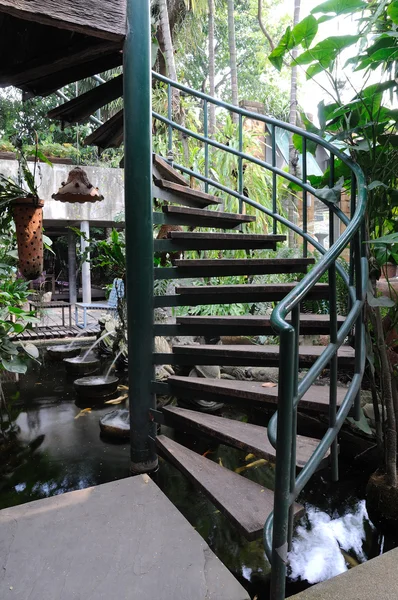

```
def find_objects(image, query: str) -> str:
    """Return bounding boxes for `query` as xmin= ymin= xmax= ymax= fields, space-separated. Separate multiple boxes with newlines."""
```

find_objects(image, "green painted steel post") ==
xmin=328 ymin=155 xmax=339 ymax=482
xmin=302 ymin=138 xmax=308 ymax=258
xmin=271 ymin=125 xmax=277 ymax=235
xmin=238 ymin=114 xmax=243 ymax=216
xmin=270 ymin=327 xmax=295 ymax=600
xmin=204 ymin=100 xmax=209 ymax=193
xmin=288 ymin=305 xmax=300 ymax=550
xmin=124 ymin=0 xmax=158 ymax=474
xmin=167 ymin=84 xmax=173 ymax=159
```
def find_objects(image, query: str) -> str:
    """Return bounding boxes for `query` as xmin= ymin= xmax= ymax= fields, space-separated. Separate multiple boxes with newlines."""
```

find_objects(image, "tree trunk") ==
xmin=208 ymin=0 xmax=216 ymax=135
xmin=287 ymin=0 xmax=300 ymax=247
xmin=227 ymin=0 xmax=239 ymax=124
xmin=158 ymin=0 xmax=178 ymax=109
xmin=158 ymin=0 xmax=189 ymax=162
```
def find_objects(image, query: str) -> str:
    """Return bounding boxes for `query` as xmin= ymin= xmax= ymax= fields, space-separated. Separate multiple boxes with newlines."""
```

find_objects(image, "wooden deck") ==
xmin=0 ymin=476 xmax=249 ymax=600
xmin=12 ymin=324 xmax=99 ymax=341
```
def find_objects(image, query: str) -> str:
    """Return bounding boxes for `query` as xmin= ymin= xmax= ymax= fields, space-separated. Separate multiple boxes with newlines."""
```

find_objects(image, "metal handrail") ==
xmin=151 ymin=72 xmax=367 ymax=600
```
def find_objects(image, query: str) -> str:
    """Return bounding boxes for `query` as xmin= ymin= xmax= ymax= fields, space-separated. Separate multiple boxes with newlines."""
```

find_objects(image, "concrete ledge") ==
xmin=0 ymin=476 xmax=249 ymax=600
xmin=290 ymin=548 xmax=398 ymax=600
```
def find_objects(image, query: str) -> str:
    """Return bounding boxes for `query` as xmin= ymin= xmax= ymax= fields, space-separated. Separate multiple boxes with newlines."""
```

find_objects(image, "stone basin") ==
xmin=47 ymin=345 xmax=81 ymax=360
xmin=63 ymin=355 xmax=100 ymax=375
xmin=74 ymin=375 xmax=119 ymax=399
xmin=99 ymin=409 xmax=130 ymax=439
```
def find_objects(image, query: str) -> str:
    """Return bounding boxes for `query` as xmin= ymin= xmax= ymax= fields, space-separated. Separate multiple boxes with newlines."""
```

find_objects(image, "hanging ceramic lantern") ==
xmin=12 ymin=196 xmax=44 ymax=279
xmin=52 ymin=167 xmax=104 ymax=204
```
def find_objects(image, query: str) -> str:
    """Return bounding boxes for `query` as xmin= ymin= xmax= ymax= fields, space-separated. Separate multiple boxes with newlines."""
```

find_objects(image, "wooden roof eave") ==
xmin=0 ymin=0 xmax=127 ymax=42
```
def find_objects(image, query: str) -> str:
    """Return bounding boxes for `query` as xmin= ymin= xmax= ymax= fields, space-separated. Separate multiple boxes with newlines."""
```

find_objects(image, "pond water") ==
xmin=0 ymin=349 xmax=396 ymax=599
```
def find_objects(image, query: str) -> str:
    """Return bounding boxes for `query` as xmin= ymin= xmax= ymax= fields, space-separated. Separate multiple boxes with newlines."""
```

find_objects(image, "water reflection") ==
xmin=0 ymin=350 xmax=392 ymax=600
xmin=289 ymin=501 xmax=373 ymax=584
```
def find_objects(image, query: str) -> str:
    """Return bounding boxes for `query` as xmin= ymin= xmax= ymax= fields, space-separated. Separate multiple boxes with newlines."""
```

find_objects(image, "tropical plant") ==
xmin=268 ymin=0 xmax=398 ymax=512
xmin=0 ymin=260 xmax=39 ymax=436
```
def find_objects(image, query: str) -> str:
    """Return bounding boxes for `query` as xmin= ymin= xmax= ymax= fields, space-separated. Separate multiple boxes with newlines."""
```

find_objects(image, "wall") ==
xmin=0 ymin=159 xmax=125 ymax=226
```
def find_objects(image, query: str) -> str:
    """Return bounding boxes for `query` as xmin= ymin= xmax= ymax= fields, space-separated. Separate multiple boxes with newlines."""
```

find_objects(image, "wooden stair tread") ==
xmin=162 ymin=205 xmax=255 ymax=221
xmin=166 ymin=344 xmax=355 ymax=367
xmin=154 ymin=283 xmax=330 ymax=308
xmin=153 ymin=154 xmax=189 ymax=186
xmin=153 ymin=205 xmax=256 ymax=229
xmin=175 ymin=283 xmax=329 ymax=296
xmin=156 ymin=434 xmax=304 ymax=540
xmin=162 ymin=405 xmax=330 ymax=469
xmin=168 ymin=232 xmax=286 ymax=242
xmin=176 ymin=314 xmax=345 ymax=326
xmin=173 ymin=258 xmax=315 ymax=267
xmin=154 ymin=179 xmax=221 ymax=206
xmin=165 ymin=376 xmax=348 ymax=413
xmin=154 ymin=232 xmax=286 ymax=251
xmin=153 ymin=313 xmax=347 ymax=336
xmin=156 ymin=257 xmax=317 ymax=279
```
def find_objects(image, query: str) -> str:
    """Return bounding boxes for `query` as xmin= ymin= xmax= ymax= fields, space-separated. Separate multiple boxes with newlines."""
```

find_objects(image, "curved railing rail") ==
xmin=152 ymin=72 xmax=367 ymax=600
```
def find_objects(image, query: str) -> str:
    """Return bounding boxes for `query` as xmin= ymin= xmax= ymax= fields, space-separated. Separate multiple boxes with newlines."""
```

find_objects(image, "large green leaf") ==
xmin=268 ymin=27 xmax=292 ymax=71
xmin=387 ymin=0 xmax=398 ymax=24
xmin=311 ymin=0 xmax=367 ymax=15
xmin=1 ymin=357 xmax=27 ymax=374
xmin=296 ymin=36 xmax=360 ymax=68
xmin=291 ymin=15 xmax=318 ymax=49
xmin=314 ymin=176 xmax=344 ymax=204
xmin=306 ymin=62 xmax=324 ymax=79
xmin=367 ymin=232 xmax=398 ymax=245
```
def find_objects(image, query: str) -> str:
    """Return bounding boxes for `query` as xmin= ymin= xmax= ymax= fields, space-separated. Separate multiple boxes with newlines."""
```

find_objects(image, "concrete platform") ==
xmin=0 ymin=476 xmax=249 ymax=600
xmin=290 ymin=547 xmax=398 ymax=600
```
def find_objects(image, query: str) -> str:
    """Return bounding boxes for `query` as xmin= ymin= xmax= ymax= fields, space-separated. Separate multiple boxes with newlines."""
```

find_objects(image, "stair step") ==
xmin=159 ymin=376 xmax=348 ymax=414
xmin=153 ymin=313 xmax=346 ymax=336
xmin=153 ymin=154 xmax=188 ymax=186
xmin=154 ymin=283 xmax=329 ymax=307
xmin=154 ymin=178 xmax=221 ymax=209
xmin=162 ymin=405 xmax=330 ymax=470
xmin=153 ymin=206 xmax=256 ymax=228
xmin=154 ymin=231 xmax=286 ymax=252
xmin=154 ymin=258 xmax=315 ymax=280
xmin=156 ymin=434 xmax=304 ymax=540
xmin=153 ymin=344 xmax=355 ymax=368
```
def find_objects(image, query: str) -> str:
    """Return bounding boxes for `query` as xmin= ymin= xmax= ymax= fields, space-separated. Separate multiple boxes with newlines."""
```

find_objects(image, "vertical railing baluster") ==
xmin=328 ymin=154 xmax=339 ymax=482
xmin=271 ymin=125 xmax=277 ymax=235
xmin=288 ymin=304 xmax=300 ymax=550
xmin=238 ymin=113 xmax=243 ymax=216
xmin=302 ymin=137 xmax=308 ymax=258
xmin=353 ymin=179 xmax=363 ymax=421
xmin=349 ymin=177 xmax=357 ymax=291
xmin=167 ymin=83 xmax=173 ymax=159
xmin=270 ymin=327 xmax=295 ymax=600
xmin=204 ymin=99 xmax=209 ymax=193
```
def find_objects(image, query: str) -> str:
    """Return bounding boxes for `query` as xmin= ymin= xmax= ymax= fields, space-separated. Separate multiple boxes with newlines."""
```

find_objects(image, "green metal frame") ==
xmin=122 ymin=6 xmax=367 ymax=591
xmin=151 ymin=72 xmax=367 ymax=600
xmin=124 ymin=0 xmax=157 ymax=474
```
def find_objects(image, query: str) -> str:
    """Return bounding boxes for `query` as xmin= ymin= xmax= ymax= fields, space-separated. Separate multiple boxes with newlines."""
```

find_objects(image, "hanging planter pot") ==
xmin=52 ymin=167 xmax=104 ymax=204
xmin=12 ymin=196 xmax=44 ymax=279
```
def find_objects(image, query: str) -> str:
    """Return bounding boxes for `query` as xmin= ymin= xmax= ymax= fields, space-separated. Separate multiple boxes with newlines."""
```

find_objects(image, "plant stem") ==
xmin=374 ymin=305 xmax=397 ymax=487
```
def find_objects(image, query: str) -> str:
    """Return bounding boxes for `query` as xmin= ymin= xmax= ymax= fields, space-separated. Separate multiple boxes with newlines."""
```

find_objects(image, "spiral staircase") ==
xmin=49 ymin=70 xmax=367 ymax=599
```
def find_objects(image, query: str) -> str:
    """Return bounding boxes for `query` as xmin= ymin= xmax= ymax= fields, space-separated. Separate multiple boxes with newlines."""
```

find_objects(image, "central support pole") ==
xmin=124 ymin=0 xmax=157 ymax=473
xmin=80 ymin=220 xmax=91 ymax=304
